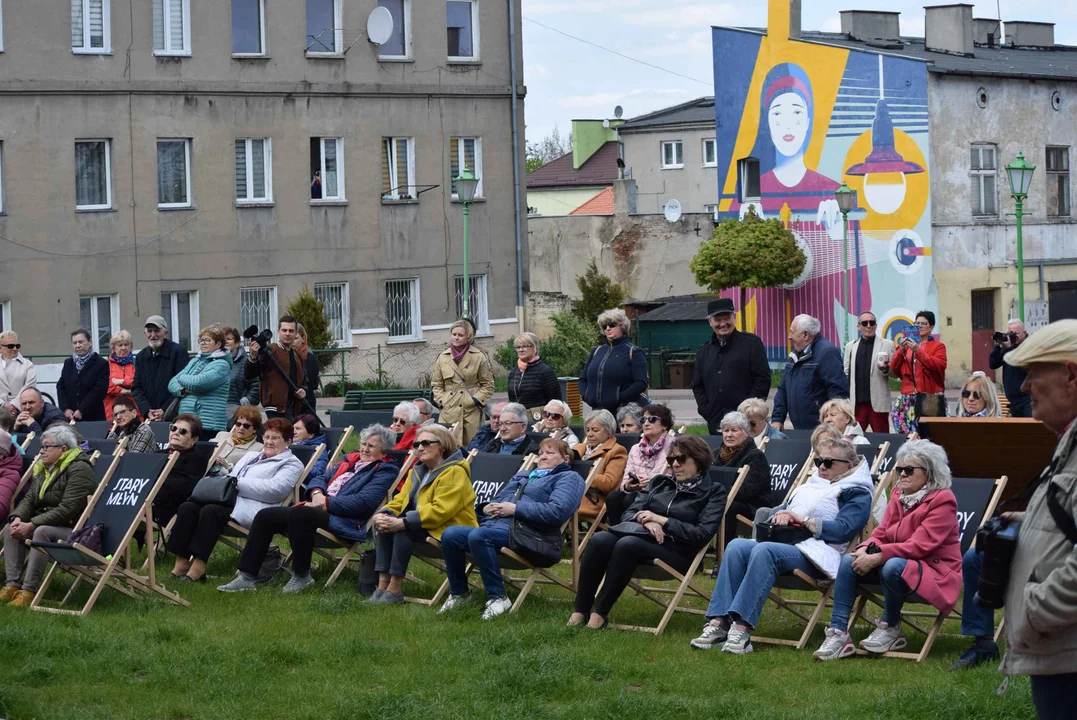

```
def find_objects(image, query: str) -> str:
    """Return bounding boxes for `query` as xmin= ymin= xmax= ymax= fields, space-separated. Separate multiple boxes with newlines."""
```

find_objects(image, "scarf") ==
xmin=677 ymin=475 xmax=704 ymax=492
xmin=959 ymin=407 xmax=991 ymax=418
xmin=201 ymin=348 xmax=229 ymax=361
xmin=451 ymin=344 xmax=471 ymax=364
xmin=527 ymin=467 xmax=554 ymax=483
xmin=637 ymin=433 xmax=668 ymax=459
xmin=36 ymin=447 xmax=82 ymax=499
xmin=73 ymin=351 xmax=95 ymax=373
xmin=327 ymin=460 xmax=373 ymax=497
xmin=231 ymin=430 xmax=257 ymax=448
xmin=110 ymin=353 xmax=134 ymax=366
xmin=517 ymin=355 xmax=540 ymax=373
xmin=899 ymin=486 xmax=931 ymax=509
xmin=718 ymin=443 xmax=742 ymax=465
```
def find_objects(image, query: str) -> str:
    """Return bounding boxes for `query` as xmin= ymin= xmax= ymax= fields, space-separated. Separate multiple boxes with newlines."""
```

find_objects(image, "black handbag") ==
xmin=67 ymin=523 xmax=105 ymax=554
xmin=189 ymin=474 xmax=238 ymax=506
xmin=755 ymin=520 xmax=813 ymax=545
xmin=910 ymin=353 xmax=944 ymax=418
xmin=506 ymin=482 xmax=563 ymax=568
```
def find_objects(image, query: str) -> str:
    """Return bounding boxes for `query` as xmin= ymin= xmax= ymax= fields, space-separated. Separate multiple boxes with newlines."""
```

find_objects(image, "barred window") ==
xmin=385 ymin=278 xmax=420 ymax=341
xmin=454 ymin=274 xmax=488 ymax=335
xmin=314 ymin=282 xmax=349 ymax=345
xmin=241 ymin=286 xmax=277 ymax=333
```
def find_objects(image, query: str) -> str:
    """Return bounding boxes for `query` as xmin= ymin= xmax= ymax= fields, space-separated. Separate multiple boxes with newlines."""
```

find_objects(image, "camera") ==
xmin=974 ymin=517 xmax=1021 ymax=609
xmin=242 ymin=325 xmax=273 ymax=347
xmin=993 ymin=330 xmax=1019 ymax=345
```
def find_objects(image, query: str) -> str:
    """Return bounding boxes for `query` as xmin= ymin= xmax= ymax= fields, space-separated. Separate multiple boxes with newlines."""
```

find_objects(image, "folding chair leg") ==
xmin=509 ymin=571 xmax=539 ymax=613
xmin=654 ymin=574 xmax=692 ymax=636
xmin=994 ymin=616 xmax=1005 ymax=644
xmin=794 ymin=587 xmax=832 ymax=650
xmin=325 ymin=546 xmax=357 ymax=588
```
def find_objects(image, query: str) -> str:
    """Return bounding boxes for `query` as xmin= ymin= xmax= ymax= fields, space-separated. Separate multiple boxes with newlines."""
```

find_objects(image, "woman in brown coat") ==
xmin=431 ymin=319 xmax=494 ymax=445
xmin=572 ymin=409 xmax=627 ymax=520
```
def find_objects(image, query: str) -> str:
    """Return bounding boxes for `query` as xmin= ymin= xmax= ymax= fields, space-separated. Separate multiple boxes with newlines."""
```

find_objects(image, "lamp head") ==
xmin=1006 ymin=152 xmax=1036 ymax=200
xmin=454 ymin=165 xmax=479 ymax=204
xmin=834 ymin=182 xmax=855 ymax=214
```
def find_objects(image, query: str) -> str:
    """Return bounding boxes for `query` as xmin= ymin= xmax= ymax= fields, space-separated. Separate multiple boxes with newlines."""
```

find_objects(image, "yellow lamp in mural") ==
xmin=845 ymin=100 xmax=924 ymax=215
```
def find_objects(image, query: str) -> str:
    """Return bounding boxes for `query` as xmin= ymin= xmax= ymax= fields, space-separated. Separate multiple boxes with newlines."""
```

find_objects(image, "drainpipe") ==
xmin=508 ymin=0 xmax=524 ymax=311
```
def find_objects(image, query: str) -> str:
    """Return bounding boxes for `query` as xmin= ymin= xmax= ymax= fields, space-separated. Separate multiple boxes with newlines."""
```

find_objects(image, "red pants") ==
xmin=855 ymin=401 xmax=890 ymax=434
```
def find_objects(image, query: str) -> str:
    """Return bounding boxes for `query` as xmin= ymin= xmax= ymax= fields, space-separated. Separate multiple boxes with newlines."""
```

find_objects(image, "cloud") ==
xmin=525 ymin=0 xmax=647 ymax=15
xmin=636 ymin=29 xmax=712 ymax=58
xmin=622 ymin=2 xmax=760 ymax=29
xmin=559 ymin=88 xmax=691 ymax=111
xmin=526 ymin=63 xmax=549 ymax=77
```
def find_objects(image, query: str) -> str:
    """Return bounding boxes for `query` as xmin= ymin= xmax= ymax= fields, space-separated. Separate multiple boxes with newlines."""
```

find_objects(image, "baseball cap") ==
xmin=145 ymin=315 xmax=169 ymax=330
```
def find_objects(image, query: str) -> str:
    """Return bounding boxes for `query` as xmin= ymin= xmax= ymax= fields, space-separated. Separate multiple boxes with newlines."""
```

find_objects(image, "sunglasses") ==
xmin=859 ymin=320 xmax=877 ymax=327
xmin=813 ymin=457 xmax=851 ymax=469
xmin=600 ymin=323 xmax=617 ymax=331
xmin=960 ymin=390 xmax=982 ymax=400
xmin=412 ymin=439 xmax=440 ymax=449
xmin=169 ymin=425 xmax=190 ymax=436
xmin=666 ymin=454 xmax=687 ymax=465
xmin=642 ymin=416 xmax=662 ymax=425
xmin=543 ymin=412 xmax=563 ymax=421
xmin=1 ymin=343 xmax=21 ymax=349
xmin=895 ymin=465 xmax=924 ymax=476
xmin=391 ymin=417 xmax=408 ymax=425
xmin=234 ymin=421 xmax=255 ymax=429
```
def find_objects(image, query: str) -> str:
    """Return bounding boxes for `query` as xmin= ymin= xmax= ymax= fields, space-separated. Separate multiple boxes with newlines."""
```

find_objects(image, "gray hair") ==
xmin=895 ymin=439 xmax=952 ymax=491
xmin=597 ymin=308 xmax=631 ymax=335
xmin=616 ymin=403 xmax=643 ymax=426
xmin=359 ymin=424 xmax=396 ymax=454
xmin=793 ymin=314 xmax=821 ymax=337
xmin=816 ymin=437 xmax=858 ymax=465
xmin=412 ymin=398 xmax=435 ymax=415
xmin=499 ymin=402 xmax=527 ymax=424
xmin=42 ymin=424 xmax=80 ymax=451
xmin=545 ymin=399 xmax=572 ymax=422
xmin=584 ymin=409 xmax=616 ymax=436
xmin=393 ymin=402 xmax=420 ymax=426
xmin=719 ymin=411 xmax=751 ymax=434
xmin=737 ymin=398 xmax=769 ymax=423
xmin=515 ymin=332 xmax=539 ymax=349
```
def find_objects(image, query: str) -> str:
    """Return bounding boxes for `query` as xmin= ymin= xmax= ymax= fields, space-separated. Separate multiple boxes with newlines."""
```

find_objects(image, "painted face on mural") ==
xmin=768 ymin=92 xmax=809 ymax=159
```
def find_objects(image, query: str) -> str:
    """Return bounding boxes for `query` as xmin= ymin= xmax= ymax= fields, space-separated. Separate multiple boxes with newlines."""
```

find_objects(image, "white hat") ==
xmin=1005 ymin=319 xmax=1077 ymax=367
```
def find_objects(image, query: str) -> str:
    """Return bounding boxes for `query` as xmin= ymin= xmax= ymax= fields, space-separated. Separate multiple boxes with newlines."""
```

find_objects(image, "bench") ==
xmin=342 ymin=389 xmax=433 ymax=411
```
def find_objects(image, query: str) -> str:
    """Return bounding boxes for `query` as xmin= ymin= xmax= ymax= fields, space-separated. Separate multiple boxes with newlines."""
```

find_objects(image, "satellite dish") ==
xmin=664 ymin=199 xmax=682 ymax=223
xmin=614 ymin=105 xmax=624 ymax=119
xmin=366 ymin=6 xmax=394 ymax=46
xmin=602 ymin=119 xmax=610 ymax=128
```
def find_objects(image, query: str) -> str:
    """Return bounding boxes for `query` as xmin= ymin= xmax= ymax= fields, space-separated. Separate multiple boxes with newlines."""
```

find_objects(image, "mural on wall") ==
xmin=713 ymin=2 xmax=935 ymax=362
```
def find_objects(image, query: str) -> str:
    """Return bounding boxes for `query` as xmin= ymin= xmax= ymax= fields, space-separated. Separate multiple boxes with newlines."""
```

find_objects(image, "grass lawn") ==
xmin=0 ymin=543 xmax=1034 ymax=720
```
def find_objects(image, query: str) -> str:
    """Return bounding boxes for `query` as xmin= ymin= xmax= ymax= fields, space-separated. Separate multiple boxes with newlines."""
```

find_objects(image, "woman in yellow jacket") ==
xmin=431 ymin=319 xmax=494 ymax=445
xmin=371 ymin=424 xmax=477 ymax=604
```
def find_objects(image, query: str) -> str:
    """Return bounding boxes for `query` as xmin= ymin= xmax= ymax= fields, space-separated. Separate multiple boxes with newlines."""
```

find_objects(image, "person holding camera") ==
xmin=988 ymin=319 xmax=1031 ymax=418
xmin=889 ymin=311 xmax=948 ymax=434
xmin=993 ymin=320 xmax=1077 ymax=718
xmin=245 ymin=316 xmax=306 ymax=421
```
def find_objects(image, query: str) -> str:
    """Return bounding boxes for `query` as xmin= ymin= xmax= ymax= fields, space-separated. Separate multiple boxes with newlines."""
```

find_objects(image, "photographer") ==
xmin=245 ymin=316 xmax=306 ymax=421
xmin=989 ymin=319 xmax=1031 ymax=418
xmin=997 ymin=319 xmax=1077 ymax=718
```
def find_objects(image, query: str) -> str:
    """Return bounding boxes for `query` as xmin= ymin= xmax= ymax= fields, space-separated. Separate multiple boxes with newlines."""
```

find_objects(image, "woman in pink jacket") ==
xmin=813 ymin=439 xmax=961 ymax=660
xmin=601 ymin=404 xmax=674 ymax=526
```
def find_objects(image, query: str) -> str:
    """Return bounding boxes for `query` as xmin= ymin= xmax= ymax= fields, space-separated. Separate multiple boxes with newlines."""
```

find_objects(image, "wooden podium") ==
xmin=917 ymin=418 xmax=1058 ymax=505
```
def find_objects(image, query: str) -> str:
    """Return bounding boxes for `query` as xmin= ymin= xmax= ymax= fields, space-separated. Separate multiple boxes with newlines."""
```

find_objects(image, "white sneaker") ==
xmin=438 ymin=593 xmax=473 ymax=614
xmin=689 ymin=620 xmax=728 ymax=650
xmin=720 ymin=623 xmax=753 ymax=655
xmin=481 ymin=596 xmax=513 ymax=620
xmin=859 ymin=621 xmax=907 ymax=654
xmin=813 ymin=626 xmax=856 ymax=661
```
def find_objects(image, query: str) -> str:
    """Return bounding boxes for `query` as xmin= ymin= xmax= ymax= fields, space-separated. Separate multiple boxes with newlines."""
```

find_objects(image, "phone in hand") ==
xmin=624 ymin=472 xmax=642 ymax=492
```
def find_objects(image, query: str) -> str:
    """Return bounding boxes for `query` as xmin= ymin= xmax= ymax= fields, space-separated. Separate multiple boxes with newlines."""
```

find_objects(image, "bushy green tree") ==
xmin=571 ymin=258 xmax=625 ymax=326
xmin=286 ymin=283 xmax=336 ymax=369
xmin=689 ymin=208 xmax=806 ymax=330
xmin=494 ymin=312 xmax=600 ymax=377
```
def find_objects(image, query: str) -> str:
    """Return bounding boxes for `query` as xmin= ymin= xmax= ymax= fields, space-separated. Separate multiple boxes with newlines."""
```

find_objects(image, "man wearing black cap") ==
xmin=691 ymin=298 xmax=771 ymax=435
xmin=131 ymin=315 xmax=190 ymax=421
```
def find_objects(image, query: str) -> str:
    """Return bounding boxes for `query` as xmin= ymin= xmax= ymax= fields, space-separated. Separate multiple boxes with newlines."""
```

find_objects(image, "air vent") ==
xmin=1052 ymin=91 xmax=1062 ymax=111
xmin=976 ymin=87 xmax=989 ymax=108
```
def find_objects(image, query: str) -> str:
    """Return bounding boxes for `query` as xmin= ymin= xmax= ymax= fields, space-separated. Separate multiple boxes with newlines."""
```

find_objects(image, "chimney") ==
xmin=840 ymin=11 xmax=901 ymax=41
xmin=613 ymin=178 xmax=637 ymax=216
xmin=769 ymin=0 xmax=801 ymax=41
xmin=973 ymin=18 xmax=1002 ymax=47
xmin=1006 ymin=21 xmax=1055 ymax=48
xmin=924 ymin=4 xmax=975 ymax=56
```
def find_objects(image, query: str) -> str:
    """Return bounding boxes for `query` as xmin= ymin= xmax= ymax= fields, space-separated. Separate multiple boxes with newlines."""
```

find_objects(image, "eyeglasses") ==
xmin=666 ymin=454 xmax=687 ymax=465
xmin=234 ymin=421 xmax=255 ymax=429
xmin=390 ymin=417 xmax=408 ymax=425
xmin=960 ymin=390 xmax=982 ymax=400
xmin=263 ymin=434 xmax=284 ymax=443
xmin=502 ymin=420 xmax=526 ymax=426
xmin=514 ymin=345 xmax=533 ymax=351
xmin=859 ymin=320 xmax=877 ymax=327
xmin=197 ymin=337 xmax=215 ymax=345
xmin=40 ymin=443 xmax=62 ymax=450
xmin=642 ymin=416 xmax=662 ymax=425
xmin=1 ymin=343 xmax=21 ymax=349
xmin=543 ymin=412 xmax=563 ymax=421
xmin=412 ymin=439 xmax=440 ymax=449
xmin=169 ymin=425 xmax=190 ymax=436
xmin=895 ymin=465 xmax=924 ymax=476
xmin=813 ymin=457 xmax=851 ymax=469
xmin=914 ymin=321 xmax=931 ymax=327
xmin=114 ymin=406 xmax=134 ymax=415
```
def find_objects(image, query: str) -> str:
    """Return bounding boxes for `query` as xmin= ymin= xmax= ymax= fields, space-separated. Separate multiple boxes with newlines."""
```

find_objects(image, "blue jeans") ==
xmin=441 ymin=524 xmax=511 ymax=599
xmin=706 ymin=539 xmax=817 ymax=629
xmin=830 ymin=554 xmax=908 ymax=630
xmin=960 ymin=547 xmax=996 ymax=638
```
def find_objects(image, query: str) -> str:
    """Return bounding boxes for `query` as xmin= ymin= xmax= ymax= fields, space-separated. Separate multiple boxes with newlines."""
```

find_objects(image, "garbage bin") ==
xmin=667 ymin=360 xmax=695 ymax=390
xmin=559 ymin=377 xmax=582 ymax=418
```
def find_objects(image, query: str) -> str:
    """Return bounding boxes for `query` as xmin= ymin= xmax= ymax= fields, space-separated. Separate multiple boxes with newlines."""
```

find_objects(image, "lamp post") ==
xmin=1005 ymin=153 xmax=1036 ymax=323
xmin=834 ymin=182 xmax=855 ymax=346
xmin=453 ymin=165 xmax=479 ymax=318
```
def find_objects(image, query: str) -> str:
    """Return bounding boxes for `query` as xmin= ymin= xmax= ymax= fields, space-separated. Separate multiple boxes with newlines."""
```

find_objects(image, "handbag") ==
xmin=606 ymin=521 xmax=655 ymax=540
xmin=506 ymin=482 xmax=563 ymax=568
xmin=162 ymin=395 xmax=182 ymax=422
xmin=189 ymin=474 xmax=238 ymax=506
xmin=67 ymin=523 xmax=105 ymax=554
xmin=910 ymin=352 xmax=944 ymax=418
xmin=755 ymin=520 xmax=813 ymax=545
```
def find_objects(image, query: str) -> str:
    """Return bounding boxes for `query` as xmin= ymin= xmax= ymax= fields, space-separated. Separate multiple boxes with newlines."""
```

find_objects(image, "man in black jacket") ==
xmin=988 ymin=318 xmax=1031 ymax=417
xmin=57 ymin=328 xmax=109 ymax=422
xmin=691 ymin=299 xmax=772 ymax=434
xmin=132 ymin=315 xmax=189 ymax=421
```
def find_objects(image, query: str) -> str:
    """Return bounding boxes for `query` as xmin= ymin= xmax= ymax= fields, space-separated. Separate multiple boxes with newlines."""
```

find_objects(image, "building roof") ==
xmin=619 ymin=97 xmax=716 ymax=133
xmin=526 ymin=141 xmax=621 ymax=189
xmin=636 ymin=295 xmax=718 ymax=322
xmin=570 ymin=187 xmax=614 ymax=215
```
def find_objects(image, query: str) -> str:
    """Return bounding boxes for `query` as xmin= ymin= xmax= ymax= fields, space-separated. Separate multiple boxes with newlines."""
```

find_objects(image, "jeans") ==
xmin=441 ymin=524 xmax=511 ymax=598
xmin=1031 ymin=673 xmax=1077 ymax=719
xmin=960 ymin=547 xmax=995 ymax=638
xmin=830 ymin=554 xmax=909 ymax=630
xmin=573 ymin=531 xmax=692 ymax=618
xmin=2 ymin=524 xmax=71 ymax=592
xmin=239 ymin=505 xmax=331 ymax=578
xmin=373 ymin=525 xmax=429 ymax=577
xmin=706 ymin=539 xmax=817 ymax=628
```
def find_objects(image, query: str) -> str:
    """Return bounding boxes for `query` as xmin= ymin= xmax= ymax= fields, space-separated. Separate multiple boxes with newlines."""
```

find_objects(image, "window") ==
xmin=306 ymin=0 xmax=341 ymax=54
xmin=738 ymin=157 xmax=761 ymax=201
xmin=1047 ymin=146 xmax=1071 ymax=218
xmin=0 ymin=0 xmax=5 ymax=53
xmin=0 ymin=142 xmax=4 ymax=214
xmin=446 ymin=0 xmax=478 ymax=61
xmin=971 ymin=145 xmax=998 ymax=217
xmin=235 ymin=138 xmax=272 ymax=203
xmin=704 ymin=204 xmax=718 ymax=216
xmin=385 ymin=278 xmax=420 ymax=341
xmin=702 ymin=138 xmax=717 ymax=167
xmin=157 ymin=139 xmax=191 ymax=208
xmin=72 ymin=0 xmax=110 ymax=53
xmin=382 ymin=137 xmax=415 ymax=200
xmin=79 ymin=294 xmax=119 ymax=354
xmin=310 ymin=138 xmax=345 ymax=201
xmin=454 ymin=275 xmax=489 ymax=335
xmin=153 ymin=0 xmax=190 ymax=55
xmin=314 ymin=282 xmax=349 ymax=345
xmin=232 ymin=0 xmax=265 ymax=55
xmin=240 ymin=286 xmax=277 ymax=333
xmin=75 ymin=140 xmax=112 ymax=210
xmin=378 ymin=0 xmax=409 ymax=59
xmin=661 ymin=141 xmax=683 ymax=169
xmin=161 ymin=291 xmax=198 ymax=352
xmin=450 ymin=137 xmax=482 ymax=199
xmin=0 ymin=301 xmax=10 ymax=333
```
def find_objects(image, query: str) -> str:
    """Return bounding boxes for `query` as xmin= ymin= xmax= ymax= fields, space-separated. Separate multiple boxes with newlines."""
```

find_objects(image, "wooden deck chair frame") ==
xmin=18 ymin=430 xmax=36 ymax=451
xmin=846 ymin=475 xmax=1008 ymax=662
xmin=30 ymin=452 xmax=189 ymax=617
xmin=736 ymin=449 xmax=816 ymax=535
xmin=324 ymin=425 xmax=354 ymax=469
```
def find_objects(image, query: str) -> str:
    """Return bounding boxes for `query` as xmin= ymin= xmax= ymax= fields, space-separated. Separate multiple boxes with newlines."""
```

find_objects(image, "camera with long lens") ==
xmin=993 ymin=330 xmax=1019 ymax=345
xmin=973 ymin=517 xmax=1021 ymax=609
xmin=242 ymin=325 xmax=273 ymax=347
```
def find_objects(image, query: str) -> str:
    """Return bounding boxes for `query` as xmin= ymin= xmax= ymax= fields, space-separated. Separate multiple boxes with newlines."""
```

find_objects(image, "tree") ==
xmin=526 ymin=125 xmax=572 ymax=173
xmin=286 ymin=283 xmax=336 ymax=369
xmin=689 ymin=208 xmax=806 ymax=330
xmin=571 ymin=258 xmax=625 ymax=326
xmin=493 ymin=312 xmax=598 ymax=377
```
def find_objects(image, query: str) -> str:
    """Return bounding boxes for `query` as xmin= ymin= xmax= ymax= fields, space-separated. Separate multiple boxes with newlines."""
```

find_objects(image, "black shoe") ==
xmin=179 ymin=574 xmax=206 ymax=584
xmin=951 ymin=641 xmax=999 ymax=670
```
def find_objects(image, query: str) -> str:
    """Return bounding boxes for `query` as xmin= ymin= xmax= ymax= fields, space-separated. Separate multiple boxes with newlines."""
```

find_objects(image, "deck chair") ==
xmin=736 ymin=439 xmax=814 ymax=535
xmin=22 ymin=434 xmax=41 ymax=458
xmin=74 ymin=420 xmax=115 ymax=440
xmin=148 ymin=422 xmax=173 ymax=450
xmin=847 ymin=475 xmax=1008 ymax=661
xmin=322 ymin=425 xmax=354 ymax=468
xmin=87 ymin=437 xmax=125 ymax=455
xmin=328 ymin=410 xmax=393 ymax=430
xmin=18 ymin=431 xmax=36 ymax=451
xmin=29 ymin=451 xmax=188 ymax=616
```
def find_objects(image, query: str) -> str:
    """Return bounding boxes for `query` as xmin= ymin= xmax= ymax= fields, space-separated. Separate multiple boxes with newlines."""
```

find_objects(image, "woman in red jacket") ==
xmin=105 ymin=330 xmax=139 ymax=422
xmin=813 ymin=439 xmax=961 ymax=660
xmin=889 ymin=311 xmax=947 ymax=435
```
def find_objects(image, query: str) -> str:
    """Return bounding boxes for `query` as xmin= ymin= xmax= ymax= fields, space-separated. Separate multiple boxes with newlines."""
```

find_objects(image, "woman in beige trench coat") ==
xmin=431 ymin=319 xmax=494 ymax=444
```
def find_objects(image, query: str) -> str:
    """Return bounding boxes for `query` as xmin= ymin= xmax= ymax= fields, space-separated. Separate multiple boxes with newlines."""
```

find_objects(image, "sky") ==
xmin=521 ymin=0 xmax=1077 ymax=144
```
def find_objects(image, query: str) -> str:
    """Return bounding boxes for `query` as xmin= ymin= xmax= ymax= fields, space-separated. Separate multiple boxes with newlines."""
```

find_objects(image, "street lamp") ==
xmin=453 ymin=165 xmax=480 ymax=318
xmin=1006 ymin=153 xmax=1036 ymax=323
xmin=834 ymin=182 xmax=855 ymax=345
